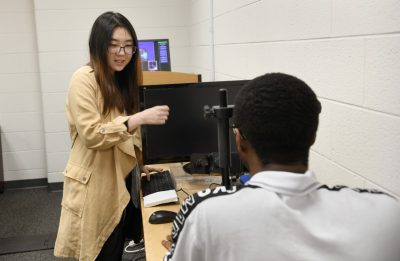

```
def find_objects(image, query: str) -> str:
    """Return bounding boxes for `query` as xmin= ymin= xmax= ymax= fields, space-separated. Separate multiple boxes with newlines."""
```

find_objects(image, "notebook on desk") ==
xmin=141 ymin=170 xmax=178 ymax=207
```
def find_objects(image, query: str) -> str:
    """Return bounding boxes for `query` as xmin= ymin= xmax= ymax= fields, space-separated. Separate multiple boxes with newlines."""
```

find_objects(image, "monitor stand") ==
xmin=182 ymin=153 xmax=211 ymax=174
xmin=204 ymin=89 xmax=234 ymax=189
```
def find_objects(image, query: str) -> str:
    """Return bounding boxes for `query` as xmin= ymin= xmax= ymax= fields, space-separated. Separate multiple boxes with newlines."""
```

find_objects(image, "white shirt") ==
xmin=164 ymin=171 xmax=400 ymax=261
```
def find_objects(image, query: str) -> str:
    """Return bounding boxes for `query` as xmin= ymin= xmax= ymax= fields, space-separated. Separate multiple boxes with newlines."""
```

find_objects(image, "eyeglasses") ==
xmin=108 ymin=44 xmax=137 ymax=55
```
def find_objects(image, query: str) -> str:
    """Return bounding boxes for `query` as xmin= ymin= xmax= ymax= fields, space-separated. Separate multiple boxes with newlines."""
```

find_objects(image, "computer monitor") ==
xmin=140 ymin=80 xmax=249 ymax=165
xmin=138 ymin=39 xmax=171 ymax=71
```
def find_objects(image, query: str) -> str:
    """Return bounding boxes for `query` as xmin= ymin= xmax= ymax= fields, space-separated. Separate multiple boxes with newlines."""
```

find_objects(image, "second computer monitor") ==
xmin=140 ymin=80 xmax=249 ymax=164
xmin=138 ymin=39 xmax=171 ymax=71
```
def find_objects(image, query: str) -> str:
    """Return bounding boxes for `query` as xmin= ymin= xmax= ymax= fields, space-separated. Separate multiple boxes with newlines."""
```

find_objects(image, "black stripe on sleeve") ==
xmin=164 ymin=184 xmax=260 ymax=260
xmin=318 ymin=184 xmax=395 ymax=198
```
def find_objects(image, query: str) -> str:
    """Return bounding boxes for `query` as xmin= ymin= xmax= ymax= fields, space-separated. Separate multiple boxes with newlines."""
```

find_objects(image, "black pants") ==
xmin=96 ymin=171 xmax=143 ymax=260
xmin=125 ymin=171 xmax=143 ymax=243
xmin=95 ymin=212 xmax=126 ymax=261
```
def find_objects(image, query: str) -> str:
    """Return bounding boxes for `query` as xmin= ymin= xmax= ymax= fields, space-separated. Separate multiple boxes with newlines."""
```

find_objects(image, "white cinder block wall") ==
xmin=0 ymin=0 xmax=47 ymax=182
xmin=195 ymin=0 xmax=399 ymax=197
xmin=189 ymin=0 xmax=215 ymax=81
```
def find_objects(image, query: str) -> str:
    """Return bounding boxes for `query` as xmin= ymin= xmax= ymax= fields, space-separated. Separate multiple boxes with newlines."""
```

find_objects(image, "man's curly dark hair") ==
xmin=233 ymin=73 xmax=321 ymax=165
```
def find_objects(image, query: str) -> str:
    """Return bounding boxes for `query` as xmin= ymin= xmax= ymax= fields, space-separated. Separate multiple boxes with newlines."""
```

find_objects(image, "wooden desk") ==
xmin=141 ymin=163 xmax=221 ymax=261
xmin=142 ymin=71 xmax=200 ymax=85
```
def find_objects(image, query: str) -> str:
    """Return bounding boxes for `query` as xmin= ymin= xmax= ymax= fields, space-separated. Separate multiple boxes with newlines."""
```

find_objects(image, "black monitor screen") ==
xmin=140 ymin=80 xmax=249 ymax=164
xmin=138 ymin=39 xmax=171 ymax=71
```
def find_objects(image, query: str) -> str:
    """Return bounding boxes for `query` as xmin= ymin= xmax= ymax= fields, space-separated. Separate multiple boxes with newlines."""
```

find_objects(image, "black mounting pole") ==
xmin=217 ymin=89 xmax=231 ymax=188
xmin=204 ymin=89 xmax=234 ymax=189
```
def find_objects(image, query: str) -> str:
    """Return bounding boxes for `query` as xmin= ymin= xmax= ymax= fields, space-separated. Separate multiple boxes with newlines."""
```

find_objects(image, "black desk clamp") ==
xmin=204 ymin=89 xmax=234 ymax=189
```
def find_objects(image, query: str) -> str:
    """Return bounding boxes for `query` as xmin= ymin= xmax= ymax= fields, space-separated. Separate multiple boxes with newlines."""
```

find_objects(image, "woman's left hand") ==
xmin=140 ymin=165 xmax=163 ymax=181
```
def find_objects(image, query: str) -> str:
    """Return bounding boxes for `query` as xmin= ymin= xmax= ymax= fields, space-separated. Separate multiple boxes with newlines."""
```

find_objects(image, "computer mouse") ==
xmin=149 ymin=210 xmax=177 ymax=224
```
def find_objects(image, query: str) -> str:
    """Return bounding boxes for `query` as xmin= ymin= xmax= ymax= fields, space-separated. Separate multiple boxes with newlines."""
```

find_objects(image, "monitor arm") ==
xmin=204 ymin=89 xmax=234 ymax=189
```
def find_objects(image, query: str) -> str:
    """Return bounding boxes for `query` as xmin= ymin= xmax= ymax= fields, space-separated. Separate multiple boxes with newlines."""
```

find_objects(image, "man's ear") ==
xmin=235 ymin=129 xmax=248 ymax=154
xmin=235 ymin=130 xmax=257 ymax=173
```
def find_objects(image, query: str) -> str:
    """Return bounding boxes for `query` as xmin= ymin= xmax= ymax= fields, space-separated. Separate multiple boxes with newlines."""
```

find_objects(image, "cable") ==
xmin=176 ymin=188 xmax=189 ymax=196
xmin=209 ymin=183 xmax=220 ymax=189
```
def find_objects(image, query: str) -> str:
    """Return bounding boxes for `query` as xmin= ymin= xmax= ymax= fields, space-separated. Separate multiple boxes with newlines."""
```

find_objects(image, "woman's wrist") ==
xmin=127 ymin=113 xmax=143 ymax=131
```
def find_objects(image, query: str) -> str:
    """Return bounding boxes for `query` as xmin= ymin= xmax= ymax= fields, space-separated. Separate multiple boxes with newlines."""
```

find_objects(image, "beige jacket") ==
xmin=54 ymin=66 xmax=141 ymax=261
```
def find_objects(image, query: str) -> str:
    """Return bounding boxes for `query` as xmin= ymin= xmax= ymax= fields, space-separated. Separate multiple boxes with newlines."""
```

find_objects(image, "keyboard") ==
xmin=141 ymin=170 xmax=178 ymax=207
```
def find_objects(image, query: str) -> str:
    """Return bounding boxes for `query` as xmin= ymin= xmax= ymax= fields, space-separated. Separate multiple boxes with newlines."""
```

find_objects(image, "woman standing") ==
xmin=54 ymin=12 xmax=169 ymax=261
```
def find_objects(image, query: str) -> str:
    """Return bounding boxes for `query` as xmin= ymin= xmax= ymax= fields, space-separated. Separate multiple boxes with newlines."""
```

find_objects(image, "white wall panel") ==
xmin=0 ymin=11 xmax=35 ymax=34
xmin=214 ymin=73 xmax=243 ymax=81
xmin=311 ymin=150 xmax=399 ymax=198
xmin=137 ymin=27 xmax=189 ymax=47
xmin=0 ymin=53 xmax=39 ymax=73
xmin=1 ymin=132 xmax=44 ymax=152
xmin=121 ymin=6 xmax=188 ymax=28
xmin=188 ymin=0 xmax=213 ymax=79
xmin=190 ymin=0 xmax=211 ymax=24
xmin=34 ymin=0 xmax=186 ymax=10
xmin=0 ymin=73 xmax=41 ymax=93
xmin=266 ymin=0 xmax=331 ymax=40
xmin=34 ymin=9 xmax=103 ymax=32
xmin=215 ymin=38 xmax=365 ymax=104
xmin=169 ymin=47 xmax=190 ymax=71
xmin=36 ymin=31 xmax=89 ymax=52
xmin=332 ymin=0 xmax=400 ymax=36
xmin=38 ymin=51 xmax=88 ymax=73
xmin=40 ymin=72 xmax=72 ymax=93
xmin=45 ymin=132 xmax=70 ymax=153
xmin=238 ymin=42 xmax=272 ymax=78
xmin=214 ymin=0 xmax=260 ymax=17
xmin=213 ymin=1 xmax=266 ymax=44
xmin=310 ymin=151 xmax=365 ymax=188
xmin=312 ymin=99 xmax=333 ymax=159
xmin=43 ymin=113 xmax=68 ymax=133
xmin=4 ymin=169 xmax=46 ymax=182
xmin=47 ymin=171 xmax=64 ymax=183
xmin=214 ymin=44 xmax=248 ymax=79
xmin=46 ymin=152 xmax=69 ymax=173
xmin=0 ymin=33 xmax=37 ymax=53
xmin=0 ymin=112 xmax=43 ymax=132
xmin=190 ymin=45 xmax=213 ymax=71
xmin=0 ymin=0 xmax=32 ymax=11
xmin=214 ymin=0 xmax=331 ymax=44
xmin=4 ymin=150 xmax=46 ymax=171
xmin=41 ymin=92 xmax=67 ymax=113
xmin=364 ymin=35 xmax=400 ymax=115
xmin=0 ymin=0 xmax=45 ymax=182
xmin=329 ymin=103 xmax=400 ymax=195
xmin=190 ymin=20 xmax=212 ymax=46
xmin=269 ymin=39 xmax=364 ymax=105
xmin=0 ymin=93 xmax=42 ymax=113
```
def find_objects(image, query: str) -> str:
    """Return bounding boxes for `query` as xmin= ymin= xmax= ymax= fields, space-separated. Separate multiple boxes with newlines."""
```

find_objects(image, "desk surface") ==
xmin=141 ymin=163 xmax=221 ymax=261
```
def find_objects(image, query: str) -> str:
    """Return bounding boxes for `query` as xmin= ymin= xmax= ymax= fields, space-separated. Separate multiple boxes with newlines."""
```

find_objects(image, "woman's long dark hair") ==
xmin=88 ymin=11 xmax=142 ymax=115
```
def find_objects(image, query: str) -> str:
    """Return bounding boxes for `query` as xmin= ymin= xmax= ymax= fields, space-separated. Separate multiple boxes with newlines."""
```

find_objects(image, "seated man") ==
xmin=162 ymin=73 xmax=400 ymax=261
